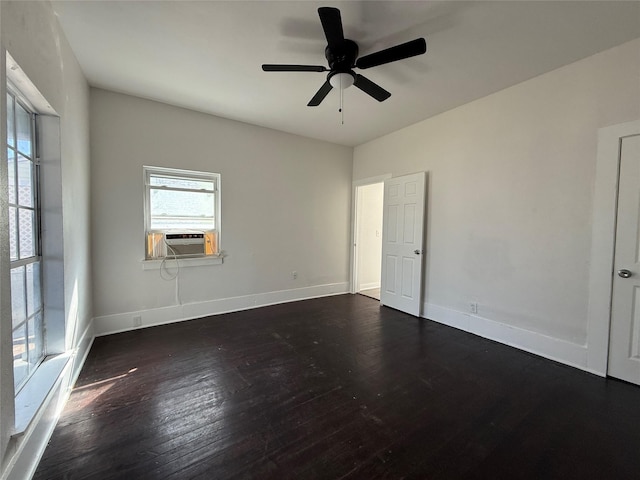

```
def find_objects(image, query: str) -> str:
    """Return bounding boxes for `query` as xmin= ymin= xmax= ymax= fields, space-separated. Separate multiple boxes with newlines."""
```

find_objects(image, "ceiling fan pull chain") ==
xmin=340 ymin=74 xmax=344 ymax=124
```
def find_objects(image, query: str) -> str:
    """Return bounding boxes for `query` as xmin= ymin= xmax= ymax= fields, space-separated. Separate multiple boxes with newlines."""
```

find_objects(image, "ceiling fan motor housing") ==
xmin=325 ymin=39 xmax=358 ymax=72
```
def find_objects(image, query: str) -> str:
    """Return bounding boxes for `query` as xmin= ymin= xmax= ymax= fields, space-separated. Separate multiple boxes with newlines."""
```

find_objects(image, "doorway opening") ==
xmin=353 ymin=181 xmax=384 ymax=301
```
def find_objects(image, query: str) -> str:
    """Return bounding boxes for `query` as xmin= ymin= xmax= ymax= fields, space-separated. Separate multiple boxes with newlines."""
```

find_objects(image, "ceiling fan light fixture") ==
xmin=329 ymin=72 xmax=355 ymax=89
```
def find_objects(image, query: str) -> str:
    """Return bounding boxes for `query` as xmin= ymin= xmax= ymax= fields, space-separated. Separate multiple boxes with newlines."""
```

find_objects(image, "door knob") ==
xmin=618 ymin=269 xmax=632 ymax=278
xmin=414 ymin=249 xmax=421 ymax=255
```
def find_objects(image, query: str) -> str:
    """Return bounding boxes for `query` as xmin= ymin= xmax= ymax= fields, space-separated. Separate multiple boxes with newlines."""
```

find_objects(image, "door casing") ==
xmin=350 ymin=174 xmax=391 ymax=294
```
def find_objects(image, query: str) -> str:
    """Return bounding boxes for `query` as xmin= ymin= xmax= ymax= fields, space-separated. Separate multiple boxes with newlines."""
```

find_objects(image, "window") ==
xmin=7 ymin=87 xmax=45 ymax=393
xmin=144 ymin=166 xmax=220 ymax=259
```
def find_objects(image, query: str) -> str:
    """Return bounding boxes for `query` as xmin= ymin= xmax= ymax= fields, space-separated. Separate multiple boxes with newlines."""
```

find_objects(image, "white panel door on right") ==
xmin=380 ymin=172 xmax=426 ymax=317
xmin=608 ymin=134 xmax=640 ymax=385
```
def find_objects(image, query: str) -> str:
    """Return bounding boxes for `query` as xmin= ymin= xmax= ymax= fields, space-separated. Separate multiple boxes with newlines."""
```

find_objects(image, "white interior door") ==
xmin=380 ymin=172 xmax=426 ymax=316
xmin=608 ymin=134 xmax=640 ymax=385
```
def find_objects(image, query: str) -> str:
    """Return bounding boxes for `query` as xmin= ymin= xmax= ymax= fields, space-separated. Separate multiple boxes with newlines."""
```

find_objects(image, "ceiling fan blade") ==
xmin=307 ymin=80 xmax=333 ymax=107
xmin=318 ymin=7 xmax=344 ymax=50
xmin=353 ymin=74 xmax=391 ymax=102
xmin=356 ymin=38 xmax=427 ymax=70
xmin=262 ymin=64 xmax=327 ymax=72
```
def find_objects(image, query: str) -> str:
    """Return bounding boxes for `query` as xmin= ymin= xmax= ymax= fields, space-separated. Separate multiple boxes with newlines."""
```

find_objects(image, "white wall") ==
xmin=354 ymin=39 xmax=640 ymax=369
xmin=0 ymin=0 xmax=91 ymax=477
xmin=357 ymin=183 xmax=383 ymax=290
xmin=90 ymin=89 xmax=353 ymax=333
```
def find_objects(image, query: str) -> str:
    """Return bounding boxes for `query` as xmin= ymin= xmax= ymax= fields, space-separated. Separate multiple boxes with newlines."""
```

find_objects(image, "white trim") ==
xmin=13 ymin=354 xmax=71 ymax=435
xmin=359 ymin=282 xmax=380 ymax=291
xmin=38 ymin=115 xmax=65 ymax=355
xmin=1 ymin=373 xmax=68 ymax=480
xmin=352 ymin=175 xmax=394 ymax=187
xmin=141 ymin=255 xmax=223 ymax=270
xmin=1 ymin=320 xmax=94 ymax=480
xmin=5 ymin=53 xmax=57 ymax=116
xmin=586 ymin=120 xmax=640 ymax=376
xmin=423 ymin=303 xmax=596 ymax=375
xmin=351 ymin=186 xmax=361 ymax=294
xmin=68 ymin=321 xmax=95 ymax=389
xmin=350 ymin=174 xmax=391 ymax=294
xmin=93 ymin=282 xmax=350 ymax=336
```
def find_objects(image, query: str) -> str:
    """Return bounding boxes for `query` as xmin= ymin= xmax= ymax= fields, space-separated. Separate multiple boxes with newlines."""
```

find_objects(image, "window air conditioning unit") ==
xmin=165 ymin=233 xmax=205 ymax=257
xmin=146 ymin=231 xmax=217 ymax=259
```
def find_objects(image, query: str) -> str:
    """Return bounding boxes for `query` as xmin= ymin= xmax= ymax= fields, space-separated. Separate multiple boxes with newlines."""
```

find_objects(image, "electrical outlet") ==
xmin=470 ymin=303 xmax=478 ymax=314
xmin=133 ymin=315 xmax=142 ymax=327
xmin=292 ymin=271 xmax=298 ymax=280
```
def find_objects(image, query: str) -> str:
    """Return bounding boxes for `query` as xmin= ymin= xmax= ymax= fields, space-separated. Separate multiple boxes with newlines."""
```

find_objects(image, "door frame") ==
xmin=587 ymin=120 xmax=640 ymax=376
xmin=350 ymin=174 xmax=391 ymax=294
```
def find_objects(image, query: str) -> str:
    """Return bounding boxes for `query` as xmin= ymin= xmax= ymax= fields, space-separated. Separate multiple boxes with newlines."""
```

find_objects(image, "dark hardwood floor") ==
xmin=35 ymin=294 xmax=640 ymax=479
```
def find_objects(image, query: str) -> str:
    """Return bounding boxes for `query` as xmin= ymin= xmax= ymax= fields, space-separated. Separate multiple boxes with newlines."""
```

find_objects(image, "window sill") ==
xmin=13 ymin=352 xmax=72 ymax=436
xmin=141 ymin=255 xmax=224 ymax=270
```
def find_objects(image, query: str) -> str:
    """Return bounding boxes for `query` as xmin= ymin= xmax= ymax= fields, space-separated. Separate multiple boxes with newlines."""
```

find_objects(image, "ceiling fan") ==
xmin=262 ymin=7 xmax=427 ymax=106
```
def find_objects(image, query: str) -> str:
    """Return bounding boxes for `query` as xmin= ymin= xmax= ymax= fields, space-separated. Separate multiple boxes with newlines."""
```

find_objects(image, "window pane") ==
xmin=11 ymin=266 xmax=26 ymax=328
xmin=150 ymin=175 xmax=214 ymax=191
xmin=28 ymin=313 xmax=44 ymax=371
xmin=16 ymin=102 xmax=32 ymax=157
xmin=150 ymin=189 xmax=215 ymax=230
xmin=151 ymin=217 xmax=216 ymax=230
xmin=17 ymin=154 xmax=33 ymax=207
xmin=9 ymin=206 xmax=17 ymax=260
xmin=7 ymin=93 xmax=15 ymax=147
xmin=18 ymin=208 xmax=35 ymax=258
xmin=13 ymin=324 xmax=29 ymax=390
xmin=8 ymin=149 xmax=16 ymax=204
xmin=26 ymin=262 xmax=42 ymax=317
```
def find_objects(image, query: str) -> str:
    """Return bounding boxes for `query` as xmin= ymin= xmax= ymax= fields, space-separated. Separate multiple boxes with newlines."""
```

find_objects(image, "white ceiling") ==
xmin=52 ymin=1 xmax=640 ymax=147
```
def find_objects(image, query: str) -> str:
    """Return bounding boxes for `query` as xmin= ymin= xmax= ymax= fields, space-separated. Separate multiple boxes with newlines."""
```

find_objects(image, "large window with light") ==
xmin=7 ymin=88 xmax=44 ymax=392
xmin=144 ymin=166 xmax=220 ymax=259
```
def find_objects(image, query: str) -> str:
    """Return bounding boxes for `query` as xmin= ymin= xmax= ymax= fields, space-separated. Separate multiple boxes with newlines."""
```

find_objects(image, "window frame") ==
xmin=143 ymin=165 xmax=221 ymax=260
xmin=7 ymin=82 xmax=46 ymax=394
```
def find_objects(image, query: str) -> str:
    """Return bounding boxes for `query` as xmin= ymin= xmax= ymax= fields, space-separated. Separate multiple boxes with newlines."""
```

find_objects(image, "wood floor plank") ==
xmin=34 ymin=294 xmax=640 ymax=479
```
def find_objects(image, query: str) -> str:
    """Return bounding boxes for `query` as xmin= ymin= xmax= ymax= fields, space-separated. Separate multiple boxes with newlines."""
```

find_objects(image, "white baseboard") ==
xmin=1 ymin=320 xmax=95 ymax=480
xmin=423 ymin=303 xmax=599 ymax=376
xmin=2 ymin=379 xmax=67 ymax=480
xmin=94 ymin=282 xmax=350 ymax=337
xmin=69 ymin=321 xmax=95 ymax=389
xmin=359 ymin=282 xmax=380 ymax=291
